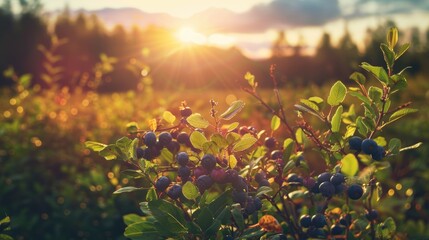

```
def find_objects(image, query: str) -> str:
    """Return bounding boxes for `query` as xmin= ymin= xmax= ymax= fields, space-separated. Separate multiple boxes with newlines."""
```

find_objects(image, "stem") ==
xmin=367 ymin=178 xmax=376 ymax=240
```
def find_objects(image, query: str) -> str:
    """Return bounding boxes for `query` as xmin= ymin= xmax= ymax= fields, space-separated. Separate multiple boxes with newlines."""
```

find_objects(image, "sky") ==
xmin=39 ymin=0 xmax=429 ymax=58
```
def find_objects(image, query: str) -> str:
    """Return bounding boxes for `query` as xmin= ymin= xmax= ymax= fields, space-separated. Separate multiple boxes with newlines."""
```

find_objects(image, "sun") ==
xmin=176 ymin=26 xmax=207 ymax=45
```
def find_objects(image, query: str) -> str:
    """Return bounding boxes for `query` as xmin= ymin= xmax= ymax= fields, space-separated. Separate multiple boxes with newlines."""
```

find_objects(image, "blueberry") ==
xmin=245 ymin=198 xmax=256 ymax=215
xmin=225 ymin=169 xmax=239 ymax=183
xmin=193 ymin=166 xmax=208 ymax=179
xmin=254 ymin=172 xmax=265 ymax=183
xmin=158 ymin=132 xmax=172 ymax=146
xmin=176 ymin=152 xmax=189 ymax=166
xmin=239 ymin=126 xmax=249 ymax=135
xmin=166 ymin=140 xmax=180 ymax=154
xmin=180 ymin=107 xmax=192 ymax=117
xmin=365 ymin=209 xmax=379 ymax=221
xmin=304 ymin=177 xmax=317 ymax=190
xmin=347 ymin=184 xmax=364 ymax=200
xmin=136 ymin=147 xmax=144 ymax=159
xmin=177 ymin=132 xmax=190 ymax=145
xmin=287 ymin=173 xmax=302 ymax=183
xmin=349 ymin=136 xmax=363 ymax=151
xmin=300 ymin=215 xmax=312 ymax=228
xmin=232 ymin=190 xmax=247 ymax=204
xmin=335 ymin=184 xmax=346 ymax=194
xmin=178 ymin=166 xmax=191 ymax=181
xmin=167 ymin=184 xmax=182 ymax=199
xmin=196 ymin=175 xmax=213 ymax=193
xmin=331 ymin=224 xmax=345 ymax=235
xmin=311 ymin=214 xmax=327 ymax=228
xmin=270 ymin=150 xmax=283 ymax=160
xmin=371 ymin=146 xmax=385 ymax=161
xmin=361 ymin=139 xmax=378 ymax=155
xmin=210 ymin=167 xmax=226 ymax=183
xmin=258 ymin=179 xmax=270 ymax=188
xmin=264 ymin=137 xmax=276 ymax=148
xmin=155 ymin=176 xmax=171 ymax=192
xmin=330 ymin=173 xmax=345 ymax=186
xmin=201 ymin=154 xmax=217 ymax=171
xmin=319 ymin=181 xmax=335 ymax=198
xmin=317 ymin=172 xmax=332 ymax=185
xmin=233 ymin=176 xmax=248 ymax=191
xmin=339 ymin=214 xmax=351 ymax=227
xmin=144 ymin=131 xmax=157 ymax=147
xmin=253 ymin=197 xmax=262 ymax=210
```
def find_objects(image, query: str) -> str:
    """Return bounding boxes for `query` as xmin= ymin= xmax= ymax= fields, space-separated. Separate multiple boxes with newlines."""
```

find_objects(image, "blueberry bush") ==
xmin=86 ymin=28 xmax=421 ymax=239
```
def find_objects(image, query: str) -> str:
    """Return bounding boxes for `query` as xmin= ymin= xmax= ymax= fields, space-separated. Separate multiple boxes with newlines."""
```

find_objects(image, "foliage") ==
xmin=86 ymin=28 xmax=422 ymax=239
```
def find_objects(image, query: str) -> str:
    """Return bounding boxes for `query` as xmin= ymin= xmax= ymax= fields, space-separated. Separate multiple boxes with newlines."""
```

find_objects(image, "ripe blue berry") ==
xmin=319 ymin=181 xmax=335 ymax=198
xmin=177 ymin=132 xmax=190 ymax=145
xmin=349 ymin=136 xmax=363 ymax=151
xmin=245 ymin=197 xmax=256 ymax=215
xmin=201 ymin=154 xmax=216 ymax=171
xmin=253 ymin=197 xmax=262 ymax=210
xmin=335 ymin=184 xmax=346 ymax=194
xmin=339 ymin=214 xmax=351 ymax=227
xmin=144 ymin=131 xmax=157 ymax=147
xmin=167 ymin=184 xmax=182 ymax=199
xmin=210 ymin=167 xmax=226 ymax=183
xmin=176 ymin=152 xmax=189 ymax=166
xmin=136 ymin=147 xmax=144 ymax=159
xmin=180 ymin=107 xmax=192 ymax=117
xmin=365 ymin=209 xmax=379 ymax=221
xmin=300 ymin=215 xmax=312 ymax=228
xmin=330 ymin=173 xmax=345 ymax=186
xmin=233 ymin=176 xmax=248 ymax=191
xmin=287 ymin=173 xmax=302 ymax=183
xmin=347 ymin=184 xmax=364 ymax=200
xmin=193 ymin=166 xmax=208 ymax=179
xmin=158 ymin=132 xmax=172 ymax=146
xmin=264 ymin=137 xmax=276 ymax=148
xmin=232 ymin=190 xmax=247 ymax=204
xmin=317 ymin=172 xmax=332 ymax=184
xmin=255 ymin=172 xmax=265 ymax=183
xmin=167 ymin=140 xmax=180 ymax=154
xmin=178 ymin=166 xmax=191 ymax=180
xmin=270 ymin=150 xmax=283 ymax=160
xmin=155 ymin=176 xmax=171 ymax=192
xmin=371 ymin=146 xmax=385 ymax=161
xmin=331 ymin=224 xmax=345 ymax=235
xmin=311 ymin=214 xmax=327 ymax=228
xmin=225 ymin=169 xmax=239 ymax=183
xmin=361 ymin=139 xmax=377 ymax=155
xmin=196 ymin=175 xmax=213 ymax=193
xmin=258 ymin=179 xmax=270 ymax=188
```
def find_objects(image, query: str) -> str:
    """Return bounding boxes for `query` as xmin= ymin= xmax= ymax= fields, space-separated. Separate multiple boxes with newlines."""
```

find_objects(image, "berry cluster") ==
xmin=349 ymin=136 xmax=386 ymax=161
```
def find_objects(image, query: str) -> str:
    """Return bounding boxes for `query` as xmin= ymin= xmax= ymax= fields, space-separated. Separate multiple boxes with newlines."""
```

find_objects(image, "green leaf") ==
xmin=270 ymin=115 xmax=281 ymax=131
xmin=123 ymin=214 xmax=144 ymax=226
xmin=186 ymin=113 xmax=210 ymax=129
xmin=160 ymin=148 xmax=173 ymax=163
xmin=388 ymin=138 xmax=401 ymax=155
xmin=0 ymin=234 xmax=13 ymax=240
xmin=113 ymin=186 xmax=143 ymax=194
xmin=327 ymin=81 xmax=347 ymax=106
xmin=356 ymin=117 xmax=368 ymax=136
xmin=373 ymin=136 xmax=387 ymax=147
xmin=182 ymin=181 xmax=200 ymax=200
xmin=220 ymin=100 xmax=245 ymax=120
xmin=300 ymin=99 xmax=319 ymax=111
xmin=84 ymin=141 xmax=107 ymax=152
xmin=349 ymin=91 xmax=372 ymax=106
xmin=19 ymin=74 xmax=32 ymax=88
xmin=162 ymin=111 xmax=176 ymax=124
xmin=223 ymin=122 xmax=239 ymax=132
xmin=211 ymin=133 xmax=228 ymax=148
xmin=294 ymin=104 xmax=323 ymax=120
xmin=244 ymin=72 xmax=255 ymax=87
xmin=256 ymin=186 xmax=273 ymax=197
xmin=389 ymin=108 xmax=418 ymax=123
xmin=380 ymin=43 xmax=395 ymax=72
xmin=231 ymin=205 xmax=245 ymax=230
xmin=349 ymin=72 xmax=366 ymax=85
xmin=195 ymin=207 xmax=214 ymax=231
xmin=395 ymin=43 xmax=410 ymax=60
xmin=232 ymin=136 xmax=257 ymax=152
xmin=148 ymin=200 xmax=187 ymax=234
xmin=376 ymin=217 xmax=396 ymax=239
xmin=341 ymin=154 xmax=359 ymax=176
xmin=190 ymin=131 xmax=208 ymax=150
xmin=289 ymin=190 xmax=306 ymax=202
xmin=361 ymin=62 xmax=390 ymax=85
xmin=368 ymin=86 xmax=383 ymax=103
xmin=99 ymin=144 xmax=120 ymax=161
xmin=124 ymin=221 xmax=160 ymax=239
xmin=146 ymin=188 xmax=158 ymax=201
xmin=387 ymin=27 xmax=398 ymax=50
xmin=126 ymin=122 xmax=139 ymax=134
xmin=331 ymin=105 xmax=343 ymax=133
xmin=295 ymin=128 xmax=304 ymax=144
xmin=202 ymin=141 xmax=220 ymax=155
xmin=282 ymin=138 xmax=295 ymax=162
xmin=229 ymin=155 xmax=237 ymax=169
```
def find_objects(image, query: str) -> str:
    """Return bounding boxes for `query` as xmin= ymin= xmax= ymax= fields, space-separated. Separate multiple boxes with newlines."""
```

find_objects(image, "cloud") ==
xmin=189 ymin=0 xmax=342 ymax=33
xmin=343 ymin=0 xmax=429 ymax=19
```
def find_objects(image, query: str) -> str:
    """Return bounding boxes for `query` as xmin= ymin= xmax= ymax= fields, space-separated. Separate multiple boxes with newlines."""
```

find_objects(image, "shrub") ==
xmin=86 ymin=28 xmax=421 ymax=239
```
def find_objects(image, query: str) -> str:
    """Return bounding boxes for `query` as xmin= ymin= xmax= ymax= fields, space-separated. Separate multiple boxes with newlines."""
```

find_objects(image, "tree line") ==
xmin=1 ymin=1 xmax=429 ymax=91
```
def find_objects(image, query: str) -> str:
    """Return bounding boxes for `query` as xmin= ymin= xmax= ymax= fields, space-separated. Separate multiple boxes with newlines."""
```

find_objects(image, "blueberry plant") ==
xmin=86 ymin=28 xmax=421 ymax=239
